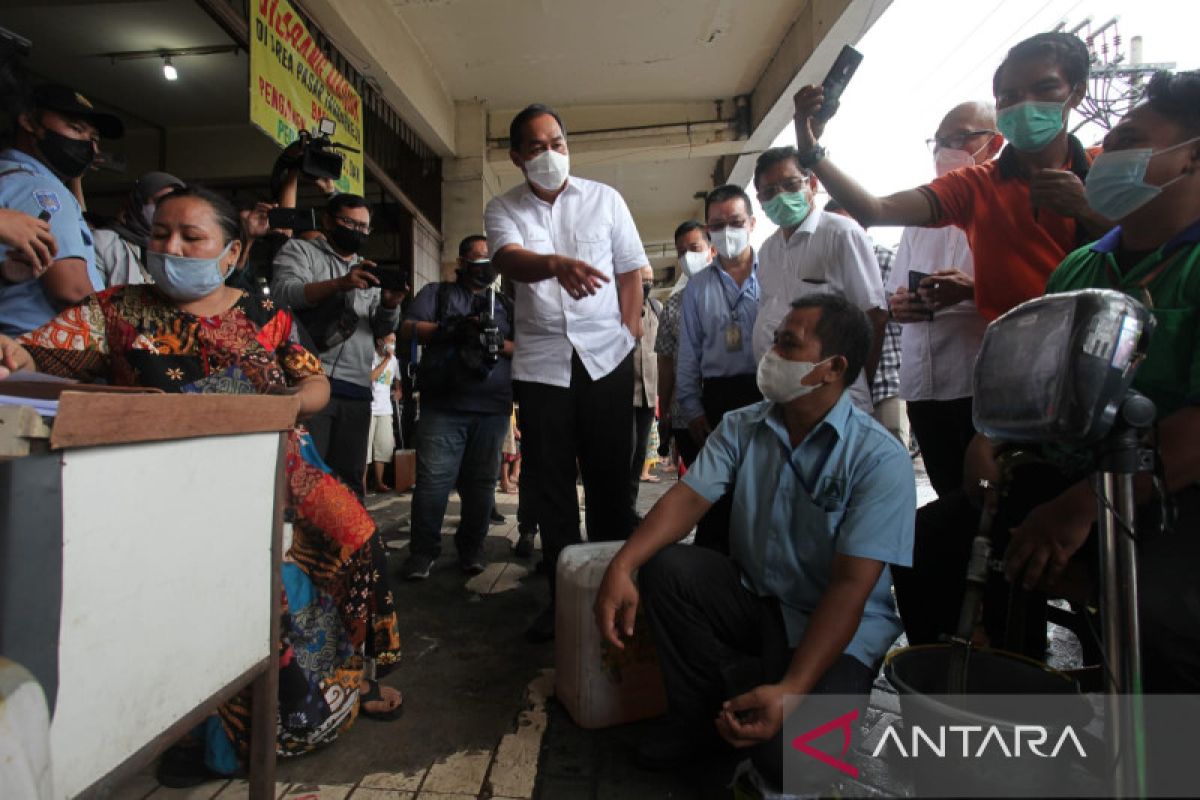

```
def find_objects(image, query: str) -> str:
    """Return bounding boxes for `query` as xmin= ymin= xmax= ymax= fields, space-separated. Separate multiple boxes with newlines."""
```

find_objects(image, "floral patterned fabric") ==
xmin=19 ymin=284 xmax=402 ymax=769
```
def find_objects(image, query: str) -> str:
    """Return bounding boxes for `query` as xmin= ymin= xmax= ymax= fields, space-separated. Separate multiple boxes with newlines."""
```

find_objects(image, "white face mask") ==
xmin=756 ymin=350 xmax=831 ymax=403
xmin=524 ymin=149 xmax=570 ymax=192
xmin=710 ymin=226 xmax=750 ymax=261
xmin=677 ymin=249 xmax=711 ymax=278
xmin=384 ymin=343 xmax=396 ymax=354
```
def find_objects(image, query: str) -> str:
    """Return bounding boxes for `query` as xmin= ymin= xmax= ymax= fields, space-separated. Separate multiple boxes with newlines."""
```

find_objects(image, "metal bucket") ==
xmin=883 ymin=644 xmax=1096 ymax=797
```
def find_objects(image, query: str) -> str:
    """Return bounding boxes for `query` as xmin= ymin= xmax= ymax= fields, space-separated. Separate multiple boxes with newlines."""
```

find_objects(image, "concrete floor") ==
xmin=114 ymin=467 xmax=679 ymax=800
xmin=114 ymin=458 xmax=957 ymax=800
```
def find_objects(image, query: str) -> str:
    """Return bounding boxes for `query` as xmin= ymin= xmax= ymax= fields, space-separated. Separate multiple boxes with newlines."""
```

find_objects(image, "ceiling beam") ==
xmin=722 ymin=0 xmax=893 ymax=188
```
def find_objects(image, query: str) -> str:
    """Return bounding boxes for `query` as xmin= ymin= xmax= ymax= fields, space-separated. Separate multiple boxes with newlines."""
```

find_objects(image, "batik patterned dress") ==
xmin=19 ymin=284 xmax=402 ymax=771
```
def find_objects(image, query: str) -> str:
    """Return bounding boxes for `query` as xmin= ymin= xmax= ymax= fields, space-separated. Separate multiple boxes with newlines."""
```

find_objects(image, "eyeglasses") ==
xmin=756 ymin=176 xmax=809 ymax=202
xmin=707 ymin=218 xmax=750 ymax=232
xmin=334 ymin=215 xmax=372 ymax=234
xmin=925 ymin=130 xmax=997 ymax=153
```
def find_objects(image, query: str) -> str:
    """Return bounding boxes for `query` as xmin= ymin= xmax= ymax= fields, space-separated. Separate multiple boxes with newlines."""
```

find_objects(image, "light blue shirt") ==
xmin=676 ymin=255 xmax=760 ymax=422
xmin=0 ymin=148 xmax=102 ymax=335
xmin=682 ymin=392 xmax=915 ymax=668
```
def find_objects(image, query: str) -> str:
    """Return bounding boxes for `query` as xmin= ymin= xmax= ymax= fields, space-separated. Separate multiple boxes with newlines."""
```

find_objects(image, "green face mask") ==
xmin=996 ymin=99 xmax=1065 ymax=153
xmin=763 ymin=190 xmax=811 ymax=228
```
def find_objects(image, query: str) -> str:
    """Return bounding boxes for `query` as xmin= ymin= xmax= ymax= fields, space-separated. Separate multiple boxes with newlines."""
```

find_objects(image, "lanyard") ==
xmin=1104 ymin=247 xmax=1187 ymax=311
xmin=719 ymin=271 xmax=754 ymax=322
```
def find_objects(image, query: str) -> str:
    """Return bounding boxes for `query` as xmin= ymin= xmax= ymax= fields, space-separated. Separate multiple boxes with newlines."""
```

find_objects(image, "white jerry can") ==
xmin=554 ymin=541 xmax=668 ymax=729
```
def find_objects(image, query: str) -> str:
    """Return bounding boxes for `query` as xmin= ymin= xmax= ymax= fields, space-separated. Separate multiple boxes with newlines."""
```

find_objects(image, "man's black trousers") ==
xmin=306 ymin=394 xmax=372 ymax=497
xmin=694 ymin=374 xmax=761 ymax=554
xmin=516 ymin=351 xmax=636 ymax=600
xmin=641 ymin=544 xmax=876 ymax=791
xmin=906 ymin=397 xmax=975 ymax=498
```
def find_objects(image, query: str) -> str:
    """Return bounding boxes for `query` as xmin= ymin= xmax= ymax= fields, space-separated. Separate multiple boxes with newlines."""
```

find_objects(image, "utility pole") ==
xmin=1055 ymin=16 xmax=1176 ymax=135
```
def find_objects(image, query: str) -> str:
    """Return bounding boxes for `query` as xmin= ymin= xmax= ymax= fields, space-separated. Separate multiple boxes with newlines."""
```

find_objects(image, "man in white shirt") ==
xmin=750 ymin=147 xmax=886 ymax=413
xmin=485 ymin=103 xmax=649 ymax=642
xmin=887 ymin=101 xmax=1000 ymax=497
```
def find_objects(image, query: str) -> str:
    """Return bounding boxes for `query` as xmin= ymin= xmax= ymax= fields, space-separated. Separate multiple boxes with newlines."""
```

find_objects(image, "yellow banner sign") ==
xmin=249 ymin=0 xmax=364 ymax=195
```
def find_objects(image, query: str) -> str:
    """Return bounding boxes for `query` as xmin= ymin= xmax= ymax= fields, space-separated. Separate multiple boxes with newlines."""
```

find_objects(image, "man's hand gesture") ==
xmin=792 ymin=86 xmax=830 ymax=152
xmin=550 ymin=255 xmax=609 ymax=300
xmin=715 ymin=683 xmax=799 ymax=748
xmin=337 ymin=264 xmax=381 ymax=292
xmin=594 ymin=565 xmax=640 ymax=650
xmin=0 ymin=210 xmax=57 ymax=275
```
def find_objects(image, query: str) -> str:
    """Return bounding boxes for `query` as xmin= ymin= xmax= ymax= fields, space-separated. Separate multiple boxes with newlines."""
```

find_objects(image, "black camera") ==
xmin=298 ymin=118 xmax=350 ymax=182
xmin=266 ymin=206 xmax=319 ymax=232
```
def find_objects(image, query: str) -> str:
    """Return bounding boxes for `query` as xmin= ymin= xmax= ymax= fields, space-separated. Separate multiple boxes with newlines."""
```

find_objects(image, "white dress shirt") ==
xmin=887 ymin=226 xmax=989 ymax=402
xmin=485 ymin=177 xmax=646 ymax=387
xmin=753 ymin=207 xmax=886 ymax=412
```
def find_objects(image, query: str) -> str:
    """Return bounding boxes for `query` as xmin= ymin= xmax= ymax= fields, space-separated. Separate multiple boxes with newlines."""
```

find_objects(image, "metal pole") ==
xmin=1113 ymin=472 xmax=1147 ymax=798
xmin=1096 ymin=467 xmax=1147 ymax=799
xmin=1096 ymin=472 xmax=1127 ymax=795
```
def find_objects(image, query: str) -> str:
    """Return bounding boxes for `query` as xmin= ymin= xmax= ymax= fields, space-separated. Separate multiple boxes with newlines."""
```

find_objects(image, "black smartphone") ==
xmin=267 ymin=207 xmax=318 ymax=232
xmin=908 ymin=270 xmax=931 ymax=294
xmin=814 ymin=44 xmax=863 ymax=124
xmin=38 ymin=210 xmax=51 ymax=222
xmin=364 ymin=263 xmax=408 ymax=293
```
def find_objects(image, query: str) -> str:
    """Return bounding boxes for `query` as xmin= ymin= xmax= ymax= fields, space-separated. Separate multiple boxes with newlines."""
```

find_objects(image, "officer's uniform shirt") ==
xmin=0 ymin=148 xmax=102 ymax=335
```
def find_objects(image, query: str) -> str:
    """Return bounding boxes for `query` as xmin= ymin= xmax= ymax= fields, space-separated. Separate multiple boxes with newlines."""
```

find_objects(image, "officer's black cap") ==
xmin=32 ymin=85 xmax=123 ymax=139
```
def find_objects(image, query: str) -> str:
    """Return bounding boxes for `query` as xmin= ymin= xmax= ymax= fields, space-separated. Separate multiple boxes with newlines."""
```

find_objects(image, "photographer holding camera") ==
xmin=397 ymin=235 xmax=514 ymax=580
xmin=271 ymin=193 xmax=404 ymax=495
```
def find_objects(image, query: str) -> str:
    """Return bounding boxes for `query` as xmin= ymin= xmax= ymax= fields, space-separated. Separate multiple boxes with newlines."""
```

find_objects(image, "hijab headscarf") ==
xmin=110 ymin=171 xmax=184 ymax=247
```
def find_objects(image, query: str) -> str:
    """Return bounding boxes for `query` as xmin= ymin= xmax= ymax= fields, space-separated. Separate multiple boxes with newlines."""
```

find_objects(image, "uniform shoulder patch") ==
xmin=33 ymin=190 xmax=61 ymax=214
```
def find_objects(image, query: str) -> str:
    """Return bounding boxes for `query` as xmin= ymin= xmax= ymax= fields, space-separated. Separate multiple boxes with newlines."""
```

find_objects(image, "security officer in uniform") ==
xmin=0 ymin=85 xmax=123 ymax=335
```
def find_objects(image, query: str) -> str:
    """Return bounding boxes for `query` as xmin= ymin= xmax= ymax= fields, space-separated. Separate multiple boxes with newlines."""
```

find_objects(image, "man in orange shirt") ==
xmin=792 ymin=31 xmax=1112 ymax=320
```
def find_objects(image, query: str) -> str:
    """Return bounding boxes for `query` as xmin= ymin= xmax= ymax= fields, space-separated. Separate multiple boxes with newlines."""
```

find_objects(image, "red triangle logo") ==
xmin=789 ymin=708 xmax=860 ymax=778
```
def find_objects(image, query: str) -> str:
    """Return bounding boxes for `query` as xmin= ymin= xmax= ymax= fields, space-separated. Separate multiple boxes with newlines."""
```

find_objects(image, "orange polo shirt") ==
xmin=917 ymin=139 xmax=1094 ymax=320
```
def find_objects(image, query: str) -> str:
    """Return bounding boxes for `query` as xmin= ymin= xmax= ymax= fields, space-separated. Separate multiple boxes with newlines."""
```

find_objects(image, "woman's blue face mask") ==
xmin=144 ymin=241 xmax=234 ymax=302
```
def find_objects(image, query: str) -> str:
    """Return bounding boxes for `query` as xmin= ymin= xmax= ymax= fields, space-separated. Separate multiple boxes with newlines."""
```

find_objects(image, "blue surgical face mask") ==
xmin=144 ymin=242 xmax=234 ymax=302
xmin=996 ymin=100 xmax=1066 ymax=152
xmin=1084 ymin=137 xmax=1199 ymax=220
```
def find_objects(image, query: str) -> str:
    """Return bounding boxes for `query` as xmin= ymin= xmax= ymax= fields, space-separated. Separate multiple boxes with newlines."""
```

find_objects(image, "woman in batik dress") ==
xmin=0 ymin=186 xmax=402 ymax=779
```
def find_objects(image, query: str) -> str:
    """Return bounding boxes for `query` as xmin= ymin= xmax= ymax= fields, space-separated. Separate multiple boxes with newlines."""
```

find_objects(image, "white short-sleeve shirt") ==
xmin=485 ymin=176 xmax=646 ymax=387
xmin=752 ymin=208 xmax=886 ymax=412
xmin=887 ymin=226 xmax=988 ymax=402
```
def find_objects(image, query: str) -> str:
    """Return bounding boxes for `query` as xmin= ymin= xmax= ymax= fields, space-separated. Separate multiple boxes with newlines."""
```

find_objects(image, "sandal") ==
xmin=639 ymin=475 xmax=661 ymax=483
xmin=359 ymin=679 xmax=404 ymax=721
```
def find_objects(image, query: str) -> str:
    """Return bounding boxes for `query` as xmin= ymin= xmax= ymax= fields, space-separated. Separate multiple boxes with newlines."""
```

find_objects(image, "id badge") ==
xmin=724 ymin=323 xmax=742 ymax=352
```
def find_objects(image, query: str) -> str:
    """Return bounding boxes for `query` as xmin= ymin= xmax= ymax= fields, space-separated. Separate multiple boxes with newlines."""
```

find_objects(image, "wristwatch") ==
xmin=797 ymin=145 xmax=827 ymax=170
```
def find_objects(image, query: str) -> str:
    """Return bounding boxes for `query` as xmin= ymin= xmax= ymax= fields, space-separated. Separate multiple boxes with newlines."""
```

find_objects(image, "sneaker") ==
xmin=490 ymin=508 xmax=507 ymax=525
xmin=525 ymin=604 xmax=556 ymax=643
xmin=460 ymin=554 xmax=487 ymax=575
xmin=513 ymin=527 xmax=537 ymax=558
xmin=399 ymin=554 xmax=434 ymax=580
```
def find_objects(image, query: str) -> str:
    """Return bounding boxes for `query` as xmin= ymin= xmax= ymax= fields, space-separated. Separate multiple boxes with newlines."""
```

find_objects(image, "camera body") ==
xmin=299 ymin=118 xmax=345 ymax=183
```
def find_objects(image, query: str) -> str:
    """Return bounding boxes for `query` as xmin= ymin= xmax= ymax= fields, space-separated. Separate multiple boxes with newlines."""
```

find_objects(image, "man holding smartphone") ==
xmin=272 ymin=193 xmax=405 ymax=495
xmin=887 ymin=101 xmax=1001 ymax=497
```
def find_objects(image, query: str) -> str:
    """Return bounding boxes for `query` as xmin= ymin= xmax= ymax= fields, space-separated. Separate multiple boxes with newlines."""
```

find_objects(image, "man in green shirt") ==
xmin=1005 ymin=70 xmax=1200 ymax=690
